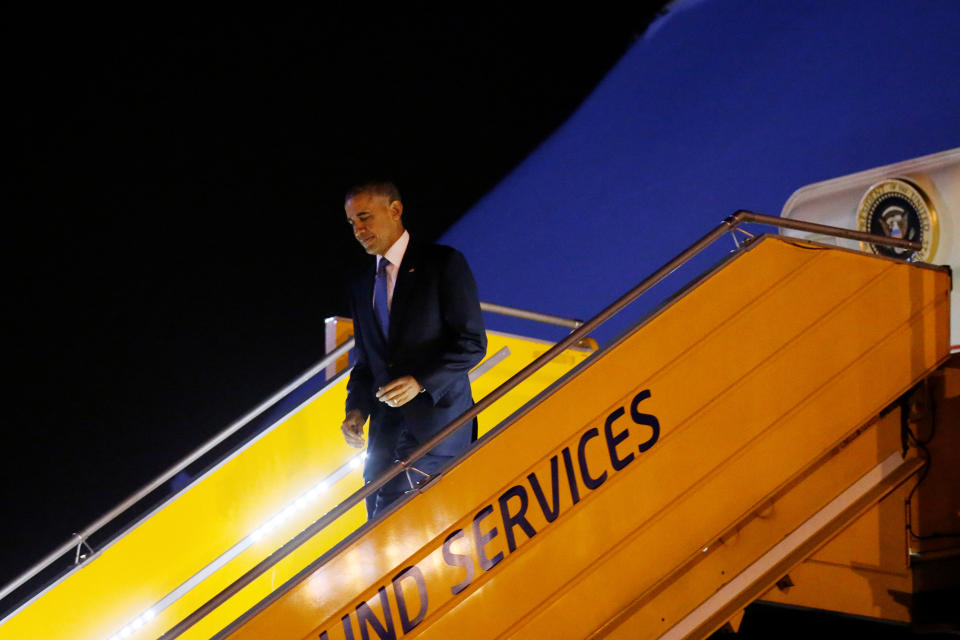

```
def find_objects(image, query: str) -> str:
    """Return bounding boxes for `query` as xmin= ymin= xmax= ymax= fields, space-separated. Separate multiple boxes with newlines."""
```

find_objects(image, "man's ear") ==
xmin=389 ymin=199 xmax=404 ymax=221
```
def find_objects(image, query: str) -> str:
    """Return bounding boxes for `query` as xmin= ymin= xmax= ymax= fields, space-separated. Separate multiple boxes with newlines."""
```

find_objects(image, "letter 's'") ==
xmin=442 ymin=528 xmax=475 ymax=595
xmin=630 ymin=389 xmax=660 ymax=452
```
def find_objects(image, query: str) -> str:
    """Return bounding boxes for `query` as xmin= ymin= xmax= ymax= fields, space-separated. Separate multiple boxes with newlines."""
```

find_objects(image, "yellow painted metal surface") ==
xmin=758 ymin=354 xmax=960 ymax=622
xmin=756 ymin=495 xmax=915 ymax=622
xmin=607 ymin=453 xmax=924 ymax=638
xmin=474 ymin=333 xmax=594 ymax=438
xmin=222 ymin=237 xmax=950 ymax=640
xmin=602 ymin=410 xmax=919 ymax=638
xmin=0 ymin=331 xmax=587 ymax=640
xmin=0 ymin=373 xmax=367 ymax=640
xmin=756 ymin=408 xmax=914 ymax=623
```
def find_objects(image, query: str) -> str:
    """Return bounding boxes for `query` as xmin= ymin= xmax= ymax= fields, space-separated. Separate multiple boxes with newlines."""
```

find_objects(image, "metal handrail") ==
xmin=160 ymin=211 xmax=923 ymax=638
xmin=480 ymin=301 xmax=583 ymax=329
xmin=754 ymin=212 xmax=922 ymax=248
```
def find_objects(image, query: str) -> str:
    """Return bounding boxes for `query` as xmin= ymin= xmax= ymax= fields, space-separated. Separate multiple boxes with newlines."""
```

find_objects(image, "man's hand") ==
xmin=341 ymin=409 xmax=367 ymax=449
xmin=376 ymin=376 xmax=423 ymax=408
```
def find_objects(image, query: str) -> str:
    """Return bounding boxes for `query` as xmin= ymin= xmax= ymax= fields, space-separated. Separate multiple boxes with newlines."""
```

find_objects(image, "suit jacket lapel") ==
xmin=388 ymin=238 xmax=419 ymax=348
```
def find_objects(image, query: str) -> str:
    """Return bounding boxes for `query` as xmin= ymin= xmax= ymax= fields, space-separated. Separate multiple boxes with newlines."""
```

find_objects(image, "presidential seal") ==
xmin=856 ymin=178 xmax=939 ymax=262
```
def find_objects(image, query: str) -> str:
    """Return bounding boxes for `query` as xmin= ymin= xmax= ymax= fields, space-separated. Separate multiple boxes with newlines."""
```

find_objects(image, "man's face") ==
xmin=344 ymin=192 xmax=405 ymax=256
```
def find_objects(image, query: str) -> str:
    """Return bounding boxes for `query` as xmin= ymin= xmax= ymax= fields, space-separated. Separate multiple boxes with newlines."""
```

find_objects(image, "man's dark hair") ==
xmin=344 ymin=180 xmax=402 ymax=204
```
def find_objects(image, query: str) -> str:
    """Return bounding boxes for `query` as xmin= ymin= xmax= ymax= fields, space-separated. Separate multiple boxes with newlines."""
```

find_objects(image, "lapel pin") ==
xmin=408 ymin=268 xmax=415 ymax=273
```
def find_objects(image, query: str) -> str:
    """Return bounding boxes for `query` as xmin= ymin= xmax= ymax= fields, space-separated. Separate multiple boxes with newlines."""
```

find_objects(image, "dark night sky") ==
xmin=2 ymin=6 xmax=668 ymax=599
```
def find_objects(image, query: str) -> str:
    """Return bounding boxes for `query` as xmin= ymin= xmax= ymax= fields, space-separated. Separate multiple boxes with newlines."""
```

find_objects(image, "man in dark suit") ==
xmin=340 ymin=181 xmax=486 ymax=517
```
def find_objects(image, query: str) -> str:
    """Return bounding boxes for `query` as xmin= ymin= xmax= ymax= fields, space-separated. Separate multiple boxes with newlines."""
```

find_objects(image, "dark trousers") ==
xmin=363 ymin=426 xmax=454 ymax=519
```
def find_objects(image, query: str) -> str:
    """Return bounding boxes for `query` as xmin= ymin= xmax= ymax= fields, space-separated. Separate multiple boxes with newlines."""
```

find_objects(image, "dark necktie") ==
xmin=374 ymin=258 xmax=390 ymax=337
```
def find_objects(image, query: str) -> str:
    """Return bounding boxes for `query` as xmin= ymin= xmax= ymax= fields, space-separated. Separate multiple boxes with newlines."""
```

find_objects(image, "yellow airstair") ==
xmin=0 ymin=329 xmax=592 ymax=640
xmin=1 ymin=212 xmax=956 ymax=640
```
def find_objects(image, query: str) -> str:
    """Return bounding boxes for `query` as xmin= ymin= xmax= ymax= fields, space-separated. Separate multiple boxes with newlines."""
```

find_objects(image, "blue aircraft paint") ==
xmin=442 ymin=0 xmax=960 ymax=344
